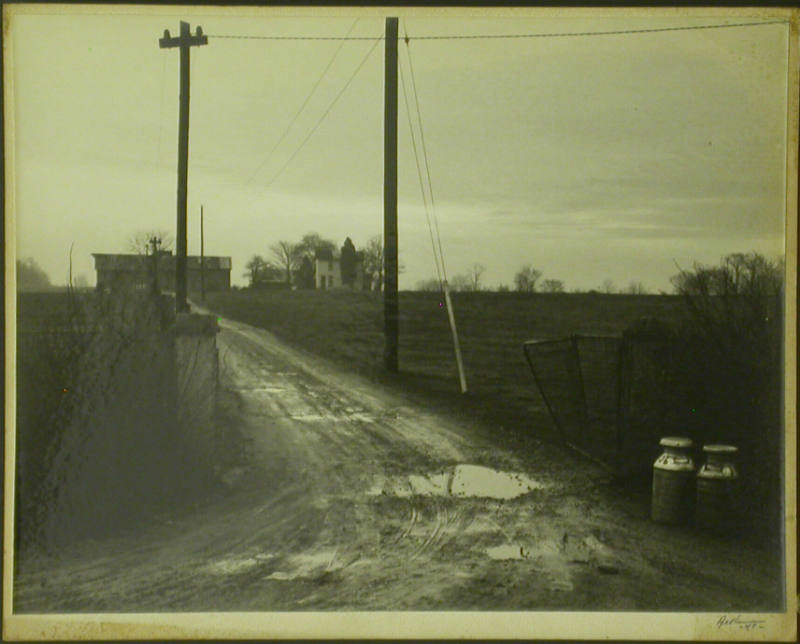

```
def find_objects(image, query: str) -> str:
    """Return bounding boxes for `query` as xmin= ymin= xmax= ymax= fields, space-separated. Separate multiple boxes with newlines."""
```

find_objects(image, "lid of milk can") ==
xmin=659 ymin=436 xmax=693 ymax=449
xmin=703 ymin=444 xmax=738 ymax=455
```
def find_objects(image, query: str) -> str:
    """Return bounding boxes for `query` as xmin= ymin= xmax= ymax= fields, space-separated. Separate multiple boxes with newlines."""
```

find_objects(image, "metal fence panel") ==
xmin=524 ymin=334 xmax=665 ymax=472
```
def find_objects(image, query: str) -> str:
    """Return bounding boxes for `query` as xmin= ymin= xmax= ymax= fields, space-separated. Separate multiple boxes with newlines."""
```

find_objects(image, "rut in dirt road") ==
xmin=13 ymin=313 xmax=782 ymax=612
xmin=209 ymin=317 xmax=559 ymax=605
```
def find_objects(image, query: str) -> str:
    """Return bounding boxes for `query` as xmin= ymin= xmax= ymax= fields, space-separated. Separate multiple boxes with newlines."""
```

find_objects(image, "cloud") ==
xmin=10 ymin=11 xmax=789 ymax=291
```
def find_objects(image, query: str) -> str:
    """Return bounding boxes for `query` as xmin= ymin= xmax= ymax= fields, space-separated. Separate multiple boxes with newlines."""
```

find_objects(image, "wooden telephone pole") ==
xmin=384 ymin=17 xmax=399 ymax=372
xmin=159 ymin=21 xmax=208 ymax=313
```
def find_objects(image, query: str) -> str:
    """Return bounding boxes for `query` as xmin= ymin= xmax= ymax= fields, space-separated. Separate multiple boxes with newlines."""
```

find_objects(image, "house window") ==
xmin=329 ymin=261 xmax=333 ymax=271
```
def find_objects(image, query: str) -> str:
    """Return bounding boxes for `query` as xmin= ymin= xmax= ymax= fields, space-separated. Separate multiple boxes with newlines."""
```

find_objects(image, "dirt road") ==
xmin=13 ymin=313 xmax=782 ymax=612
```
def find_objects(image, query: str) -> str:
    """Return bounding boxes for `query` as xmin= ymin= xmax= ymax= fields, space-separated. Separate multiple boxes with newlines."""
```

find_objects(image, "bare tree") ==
xmin=128 ymin=230 xmax=173 ymax=255
xmin=541 ymin=278 xmax=565 ymax=293
xmin=17 ymin=258 xmax=52 ymax=292
xmin=244 ymin=256 xmax=270 ymax=287
xmin=362 ymin=235 xmax=384 ymax=291
xmin=293 ymin=232 xmax=337 ymax=289
xmin=73 ymin=274 xmax=90 ymax=289
xmin=448 ymin=274 xmax=471 ymax=292
xmin=270 ymin=240 xmax=299 ymax=286
xmin=624 ymin=281 xmax=648 ymax=295
xmin=601 ymin=279 xmax=616 ymax=294
xmin=467 ymin=263 xmax=486 ymax=292
xmin=670 ymin=252 xmax=783 ymax=299
xmin=416 ymin=278 xmax=441 ymax=292
xmin=295 ymin=233 xmax=336 ymax=262
xmin=513 ymin=265 xmax=542 ymax=293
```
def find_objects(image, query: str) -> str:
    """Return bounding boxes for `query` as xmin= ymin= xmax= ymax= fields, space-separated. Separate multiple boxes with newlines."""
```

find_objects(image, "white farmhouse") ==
xmin=314 ymin=247 xmax=365 ymax=290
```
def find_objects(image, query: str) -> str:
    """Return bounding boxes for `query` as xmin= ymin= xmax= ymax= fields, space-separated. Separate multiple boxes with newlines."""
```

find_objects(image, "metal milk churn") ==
xmin=695 ymin=444 xmax=739 ymax=533
xmin=651 ymin=437 xmax=695 ymax=524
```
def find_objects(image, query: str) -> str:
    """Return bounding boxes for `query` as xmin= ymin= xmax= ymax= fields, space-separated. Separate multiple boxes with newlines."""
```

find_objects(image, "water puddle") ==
xmin=483 ymin=540 xmax=575 ymax=591
xmin=258 ymin=386 xmax=289 ymax=394
xmin=484 ymin=533 xmax=614 ymax=583
xmin=369 ymin=465 xmax=546 ymax=500
xmin=348 ymin=412 xmax=376 ymax=423
xmin=289 ymin=413 xmax=326 ymax=422
xmin=205 ymin=554 xmax=274 ymax=576
xmin=451 ymin=465 xmax=545 ymax=499
xmin=485 ymin=544 xmax=530 ymax=560
xmin=266 ymin=550 xmax=343 ymax=581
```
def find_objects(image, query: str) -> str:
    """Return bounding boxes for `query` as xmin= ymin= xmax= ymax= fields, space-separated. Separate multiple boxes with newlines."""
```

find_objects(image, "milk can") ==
xmin=695 ymin=444 xmax=739 ymax=533
xmin=651 ymin=437 xmax=695 ymax=525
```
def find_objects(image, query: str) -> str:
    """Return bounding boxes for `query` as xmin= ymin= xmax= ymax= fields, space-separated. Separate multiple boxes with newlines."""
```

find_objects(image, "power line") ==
xmin=244 ymin=18 xmax=359 ymax=185
xmin=156 ymin=52 xmax=167 ymax=164
xmin=403 ymin=27 xmax=448 ymax=284
xmin=399 ymin=50 xmax=443 ymax=286
xmin=401 ymin=19 xmax=787 ymax=40
xmin=207 ymin=20 xmax=786 ymax=41
xmin=260 ymin=36 xmax=382 ymax=189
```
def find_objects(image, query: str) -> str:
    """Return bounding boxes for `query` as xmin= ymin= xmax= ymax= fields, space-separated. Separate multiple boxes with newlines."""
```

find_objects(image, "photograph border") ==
xmin=3 ymin=3 xmax=797 ymax=640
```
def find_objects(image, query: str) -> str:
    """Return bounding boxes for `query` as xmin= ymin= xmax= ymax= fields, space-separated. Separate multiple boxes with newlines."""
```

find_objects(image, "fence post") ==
xmin=615 ymin=336 xmax=631 ymax=472
xmin=570 ymin=335 xmax=589 ymax=428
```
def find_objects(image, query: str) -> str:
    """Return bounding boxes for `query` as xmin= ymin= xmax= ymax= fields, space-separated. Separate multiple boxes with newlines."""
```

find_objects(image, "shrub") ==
xmin=669 ymin=253 xmax=784 ymax=542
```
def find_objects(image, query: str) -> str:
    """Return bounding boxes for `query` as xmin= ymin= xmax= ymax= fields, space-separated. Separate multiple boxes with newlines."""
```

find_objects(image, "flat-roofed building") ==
xmin=93 ymin=252 xmax=231 ymax=293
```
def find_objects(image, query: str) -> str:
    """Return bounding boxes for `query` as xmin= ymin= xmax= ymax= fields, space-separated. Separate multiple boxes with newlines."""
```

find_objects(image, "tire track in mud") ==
xmin=207 ymin=322 xmax=482 ymax=602
xmin=218 ymin=326 xmax=464 ymax=483
xmin=212 ymin=320 xmax=557 ymax=606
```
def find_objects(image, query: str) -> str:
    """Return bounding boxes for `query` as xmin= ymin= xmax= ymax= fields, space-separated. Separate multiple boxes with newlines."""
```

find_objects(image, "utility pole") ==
xmin=384 ymin=17 xmax=399 ymax=372
xmin=149 ymin=235 xmax=161 ymax=295
xmin=200 ymin=204 xmax=205 ymax=301
xmin=159 ymin=21 xmax=208 ymax=313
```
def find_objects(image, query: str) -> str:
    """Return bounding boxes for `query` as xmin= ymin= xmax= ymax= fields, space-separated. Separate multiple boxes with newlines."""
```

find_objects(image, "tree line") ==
xmin=244 ymin=233 xmax=385 ymax=290
xmin=415 ymin=264 xmax=570 ymax=293
xmin=415 ymin=253 xmax=782 ymax=295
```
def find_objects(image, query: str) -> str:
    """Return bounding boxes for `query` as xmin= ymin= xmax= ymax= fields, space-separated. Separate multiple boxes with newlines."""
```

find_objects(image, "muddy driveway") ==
xmin=13 ymin=314 xmax=782 ymax=612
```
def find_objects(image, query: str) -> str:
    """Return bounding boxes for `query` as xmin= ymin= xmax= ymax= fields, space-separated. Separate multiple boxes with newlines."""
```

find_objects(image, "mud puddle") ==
xmin=266 ymin=550 xmax=348 ymax=581
xmin=204 ymin=553 xmax=275 ymax=576
xmin=369 ymin=464 xmax=546 ymax=500
xmin=486 ymin=544 xmax=530 ymax=560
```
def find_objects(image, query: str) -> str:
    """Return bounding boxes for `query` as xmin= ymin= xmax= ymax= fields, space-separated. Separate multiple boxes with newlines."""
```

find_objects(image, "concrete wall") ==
xmin=174 ymin=313 xmax=219 ymax=472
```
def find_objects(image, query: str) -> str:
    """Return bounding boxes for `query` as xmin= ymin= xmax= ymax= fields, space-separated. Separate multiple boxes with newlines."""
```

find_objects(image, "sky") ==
xmin=6 ymin=6 xmax=792 ymax=291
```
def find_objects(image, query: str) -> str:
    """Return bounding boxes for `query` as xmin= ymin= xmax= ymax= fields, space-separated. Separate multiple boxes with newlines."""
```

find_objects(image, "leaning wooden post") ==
xmin=443 ymin=281 xmax=468 ymax=393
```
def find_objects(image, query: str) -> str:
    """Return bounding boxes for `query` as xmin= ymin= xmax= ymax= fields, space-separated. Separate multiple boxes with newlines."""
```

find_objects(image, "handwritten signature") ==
xmin=716 ymin=615 xmax=766 ymax=631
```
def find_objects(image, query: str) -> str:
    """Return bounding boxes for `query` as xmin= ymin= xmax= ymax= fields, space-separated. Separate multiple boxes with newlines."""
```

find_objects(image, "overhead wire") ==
xmin=244 ymin=18 xmax=360 ymax=186
xmin=400 ymin=23 xmax=468 ymax=393
xmin=259 ymin=35 xmax=382 ymax=190
xmin=224 ymin=16 xmax=785 ymax=196
xmin=207 ymin=19 xmax=786 ymax=41
xmin=156 ymin=53 xmax=167 ymax=164
xmin=399 ymin=47 xmax=443 ymax=287
xmin=403 ymin=26 xmax=449 ymax=284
